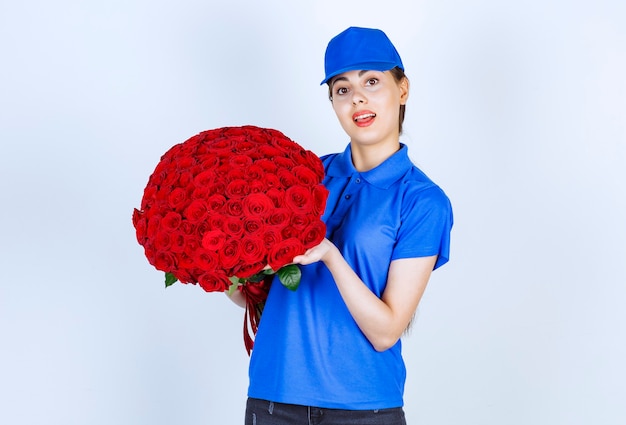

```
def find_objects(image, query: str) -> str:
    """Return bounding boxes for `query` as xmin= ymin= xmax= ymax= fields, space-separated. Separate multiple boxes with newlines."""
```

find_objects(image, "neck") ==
xmin=350 ymin=140 xmax=401 ymax=172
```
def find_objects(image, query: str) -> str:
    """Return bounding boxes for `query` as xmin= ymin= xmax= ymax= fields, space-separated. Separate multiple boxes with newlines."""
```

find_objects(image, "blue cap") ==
xmin=321 ymin=27 xmax=404 ymax=85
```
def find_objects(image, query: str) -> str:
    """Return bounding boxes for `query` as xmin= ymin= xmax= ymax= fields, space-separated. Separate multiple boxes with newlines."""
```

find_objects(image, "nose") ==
xmin=351 ymin=88 xmax=366 ymax=105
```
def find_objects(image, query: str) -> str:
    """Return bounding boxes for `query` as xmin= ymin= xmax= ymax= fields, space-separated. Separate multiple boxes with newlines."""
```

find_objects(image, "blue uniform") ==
xmin=247 ymin=143 xmax=453 ymax=409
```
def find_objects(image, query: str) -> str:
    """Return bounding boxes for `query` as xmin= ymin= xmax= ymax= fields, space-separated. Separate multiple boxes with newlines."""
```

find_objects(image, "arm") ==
xmin=293 ymin=239 xmax=436 ymax=352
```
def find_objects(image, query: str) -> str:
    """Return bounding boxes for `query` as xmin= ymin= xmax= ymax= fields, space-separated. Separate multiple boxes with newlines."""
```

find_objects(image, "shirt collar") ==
xmin=326 ymin=143 xmax=413 ymax=189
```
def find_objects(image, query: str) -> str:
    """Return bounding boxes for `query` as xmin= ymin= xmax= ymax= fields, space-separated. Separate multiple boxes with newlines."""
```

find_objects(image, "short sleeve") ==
xmin=391 ymin=185 xmax=453 ymax=270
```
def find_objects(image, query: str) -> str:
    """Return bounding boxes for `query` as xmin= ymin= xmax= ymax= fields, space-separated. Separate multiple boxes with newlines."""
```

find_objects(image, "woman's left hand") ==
xmin=292 ymin=238 xmax=337 ymax=266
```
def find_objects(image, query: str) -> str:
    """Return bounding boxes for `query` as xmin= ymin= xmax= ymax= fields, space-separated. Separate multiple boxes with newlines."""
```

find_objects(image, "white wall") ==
xmin=1 ymin=1 xmax=624 ymax=424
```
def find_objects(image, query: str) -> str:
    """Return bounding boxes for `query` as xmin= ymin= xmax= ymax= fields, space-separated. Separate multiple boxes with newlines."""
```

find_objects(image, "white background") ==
xmin=1 ymin=1 xmax=625 ymax=424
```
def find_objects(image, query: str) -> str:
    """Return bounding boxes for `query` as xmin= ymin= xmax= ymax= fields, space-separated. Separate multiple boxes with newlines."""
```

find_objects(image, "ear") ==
xmin=399 ymin=77 xmax=410 ymax=105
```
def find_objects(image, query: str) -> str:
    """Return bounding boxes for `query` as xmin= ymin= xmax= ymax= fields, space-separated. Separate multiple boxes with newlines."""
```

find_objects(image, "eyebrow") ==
xmin=330 ymin=70 xmax=371 ymax=87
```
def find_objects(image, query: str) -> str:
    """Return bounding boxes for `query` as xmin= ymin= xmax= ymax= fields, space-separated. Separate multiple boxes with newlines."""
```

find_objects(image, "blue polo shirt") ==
xmin=247 ymin=143 xmax=453 ymax=409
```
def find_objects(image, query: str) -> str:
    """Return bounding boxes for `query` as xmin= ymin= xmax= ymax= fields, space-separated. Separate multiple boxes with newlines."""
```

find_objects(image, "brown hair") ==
xmin=327 ymin=66 xmax=408 ymax=134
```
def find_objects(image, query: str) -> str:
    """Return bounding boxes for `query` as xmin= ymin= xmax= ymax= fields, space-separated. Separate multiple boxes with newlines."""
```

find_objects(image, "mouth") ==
xmin=352 ymin=111 xmax=376 ymax=127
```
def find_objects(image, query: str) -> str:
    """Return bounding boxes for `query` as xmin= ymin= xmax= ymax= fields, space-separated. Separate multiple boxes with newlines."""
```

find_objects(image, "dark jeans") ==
xmin=245 ymin=397 xmax=407 ymax=425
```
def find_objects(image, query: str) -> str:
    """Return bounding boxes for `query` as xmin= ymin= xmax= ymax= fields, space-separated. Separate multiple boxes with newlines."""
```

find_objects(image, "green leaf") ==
xmin=247 ymin=272 xmax=266 ymax=283
xmin=165 ymin=272 xmax=178 ymax=288
xmin=277 ymin=264 xmax=301 ymax=291
xmin=227 ymin=282 xmax=240 ymax=296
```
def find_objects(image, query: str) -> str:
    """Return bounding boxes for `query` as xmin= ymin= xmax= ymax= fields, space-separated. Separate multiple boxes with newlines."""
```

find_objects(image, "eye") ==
xmin=335 ymin=86 xmax=349 ymax=96
xmin=365 ymin=78 xmax=378 ymax=86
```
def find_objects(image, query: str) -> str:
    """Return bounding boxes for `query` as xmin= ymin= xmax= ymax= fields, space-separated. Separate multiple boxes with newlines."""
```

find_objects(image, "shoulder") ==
xmin=320 ymin=152 xmax=339 ymax=168
xmin=400 ymin=166 xmax=452 ymax=212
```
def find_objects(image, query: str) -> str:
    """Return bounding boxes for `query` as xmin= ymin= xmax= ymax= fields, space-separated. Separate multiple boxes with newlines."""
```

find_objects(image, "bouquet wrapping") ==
xmin=132 ymin=126 xmax=328 ymax=353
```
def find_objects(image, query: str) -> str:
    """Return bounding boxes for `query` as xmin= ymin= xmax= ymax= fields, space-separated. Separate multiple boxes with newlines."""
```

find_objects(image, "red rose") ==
xmin=146 ymin=215 xmax=162 ymax=239
xmin=132 ymin=209 xmax=147 ymax=243
xmin=290 ymin=213 xmax=311 ymax=230
xmin=184 ymin=199 xmax=209 ymax=223
xmin=267 ymin=208 xmax=291 ymax=227
xmin=261 ymin=173 xmax=281 ymax=190
xmin=284 ymin=185 xmax=313 ymax=212
xmin=198 ymin=271 xmax=231 ymax=292
xmin=170 ymin=232 xmax=186 ymax=253
xmin=191 ymin=185 xmax=210 ymax=201
xmin=154 ymin=250 xmax=177 ymax=272
xmin=206 ymin=194 xmax=227 ymax=212
xmin=281 ymin=225 xmax=300 ymax=240
xmin=225 ymin=179 xmax=250 ymax=199
xmin=225 ymin=199 xmax=244 ymax=216
xmin=302 ymin=221 xmax=326 ymax=249
xmin=226 ymin=167 xmax=246 ymax=180
xmin=269 ymin=131 xmax=298 ymax=152
xmin=207 ymin=214 xmax=226 ymax=232
xmin=219 ymin=239 xmax=240 ymax=270
xmin=154 ymin=231 xmax=172 ymax=251
xmin=276 ymin=168 xmax=297 ymax=188
xmin=239 ymin=236 xmax=267 ymax=264
xmin=265 ymin=188 xmax=285 ymax=208
xmin=229 ymin=154 xmax=253 ymax=168
xmin=206 ymin=181 xmax=226 ymax=197
xmin=175 ymin=155 xmax=196 ymax=170
xmin=196 ymin=220 xmax=211 ymax=238
xmin=168 ymin=187 xmax=188 ymax=210
xmin=173 ymin=268 xmax=193 ymax=284
xmin=262 ymin=228 xmax=281 ymax=250
xmin=179 ymin=221 xmax=196 ymax=235
xmin=183 ymin=237 xmax=201 ymax=258
xmin=162 ymin=169 xmax=179 ymax=188
xmin=292 ymin=165 xmax=320 ymax=186
xmin=298 ymin=150 xmax=325 ymax=181
xmin=243 ymin=216 xmax=265 ymax=235
xmin=178 ymin=171 xmax=194 ymax=188
xmin=232 ymin=139 xmax=256 ymax=155
xmin=194 ymin=170 xmax=217 ymax=188
xmin=243 ymin=193 xmax=274 ymax=217
xmin=224 ymin=216 xmax=244 ymax=237
xmin=256 ymin=144 xmax=283 ymax=158
xmin=312 ymin=184 xmax=329 ymax=215
xmin=141 ymin=185 xmax=157 ymax=209
xmin=194 ymin=249 xmax=218 ymax=271
xmin=273 ymin=156 xmax=297 ymax=169
xmin=245 ymin=164 xmax=264 ymax=181
xmin=248 ymin=180 xmax=266 ymax=194
xmin=234 ymin=261 xmax=266 ymax=279
xmin=202 ymin=229 xmax=226 ymax=251
xmin=178 ymin=250 xmax=195 ymax=269
xmin=254 ymin=158 xmax=277 ymax=174
xmin=200 ymin=155 xmax=221 ymax=170
xmin=204 ymin=137 xmax=233 ymax=153
xmin=161 ymin=211 xmax=182 ymax=232
xmin=268 ymin=238 xmax=305 ymax=271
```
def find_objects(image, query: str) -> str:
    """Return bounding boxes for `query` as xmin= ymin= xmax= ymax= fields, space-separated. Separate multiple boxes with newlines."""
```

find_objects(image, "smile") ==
xmin=353 ymin=112 xmax=376 ymax=122
xmin=352 ymin=110 xmax=376 ymax=127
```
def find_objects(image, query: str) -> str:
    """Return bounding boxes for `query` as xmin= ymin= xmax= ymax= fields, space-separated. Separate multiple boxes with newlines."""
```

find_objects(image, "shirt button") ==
xmin=345 ymin=194 xmax=351 ymax=200
xmin=355 ymin=178 xmax=361 ymax=184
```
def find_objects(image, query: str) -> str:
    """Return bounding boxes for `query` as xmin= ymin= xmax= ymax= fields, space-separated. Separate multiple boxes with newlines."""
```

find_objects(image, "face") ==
xmin=329 ymin=69 xmax=408 ymax=148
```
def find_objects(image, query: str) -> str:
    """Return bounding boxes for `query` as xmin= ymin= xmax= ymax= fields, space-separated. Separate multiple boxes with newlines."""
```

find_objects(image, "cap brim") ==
xmin=320 ymin=61 xmax=401 ymax=85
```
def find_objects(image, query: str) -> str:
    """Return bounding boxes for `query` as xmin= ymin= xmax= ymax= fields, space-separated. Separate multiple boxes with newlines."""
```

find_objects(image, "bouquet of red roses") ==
xmin=132 ymin=126 xmax=328 ymax=353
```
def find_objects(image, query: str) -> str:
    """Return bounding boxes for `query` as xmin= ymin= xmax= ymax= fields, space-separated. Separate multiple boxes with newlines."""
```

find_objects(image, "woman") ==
xmin=233 ymin=26 xmax=453 ymax=425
